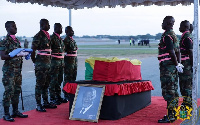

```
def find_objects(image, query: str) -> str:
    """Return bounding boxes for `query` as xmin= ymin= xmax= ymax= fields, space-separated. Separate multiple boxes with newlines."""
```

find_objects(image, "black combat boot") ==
xmin=12 ymin=104 xmax=28 ymax=118
xmin=55 ymin=95 xmax=63 ymax=105
xmin=36 ymin=100 xmax=46 ymax=112
xmin=36 ymin=103 xmax=46 ymax=112
xmin=158 ymin=109 xmax=176 ymax=123
xmin=43 ymin=100 xmax=57 ymax=109
xmin=3 ymin=107 xmax=15 ymax=122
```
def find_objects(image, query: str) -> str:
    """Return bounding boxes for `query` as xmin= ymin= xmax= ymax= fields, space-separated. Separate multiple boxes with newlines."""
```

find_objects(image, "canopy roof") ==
xmin=7 ymin=0 xmax=194 ymax=9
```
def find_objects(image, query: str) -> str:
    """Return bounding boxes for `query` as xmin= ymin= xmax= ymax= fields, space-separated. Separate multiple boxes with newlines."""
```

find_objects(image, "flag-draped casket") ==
xmin=85 ymin=57 xmax=142 ymax=82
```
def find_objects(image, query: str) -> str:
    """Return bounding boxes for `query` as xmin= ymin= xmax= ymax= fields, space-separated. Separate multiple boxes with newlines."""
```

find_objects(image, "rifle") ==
xmin=21 ymin=89 xmax=24 ymax=110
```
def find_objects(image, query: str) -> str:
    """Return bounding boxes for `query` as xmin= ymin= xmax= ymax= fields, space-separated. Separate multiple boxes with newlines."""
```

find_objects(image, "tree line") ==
xmin=1 ymin=33 xmax=182 ymax=41
xmin=72 ymin=33 xmax=181 ymax=40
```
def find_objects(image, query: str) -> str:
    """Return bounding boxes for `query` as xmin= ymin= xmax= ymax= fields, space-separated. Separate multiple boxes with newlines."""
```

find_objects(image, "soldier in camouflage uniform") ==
xmin=31 ymin=19 xmax=57 ymax=112
xmin=0 ymin=21 xmax=28 ymax=122
xmin=158 ymin=16 xmax=184 ymax=123
xmin=24 ymin=39 xmax=29 ymax=48
xmin=179 ymin=20 xmax=193 ymax=108
xmin=63 ymin=26 xmax=78 ymax=102
xmin=49 ymin=23 xmax=65 ymax=105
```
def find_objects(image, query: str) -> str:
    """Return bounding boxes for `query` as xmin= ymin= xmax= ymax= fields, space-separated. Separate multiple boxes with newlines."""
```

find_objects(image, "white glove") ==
xmin=178 ymin=63 xmax=184 ymax=68
xmin=176 ymin=63 xmax=184 ymax=73
xmin=17 ymin=51 xmax=29 ymax=57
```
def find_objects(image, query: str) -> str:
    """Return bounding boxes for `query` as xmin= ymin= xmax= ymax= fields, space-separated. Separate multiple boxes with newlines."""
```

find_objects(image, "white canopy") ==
xmin=7 ymin=0 xmax=194 ymax=9
xmin=5 ymin=0 xmax=199 ymax=124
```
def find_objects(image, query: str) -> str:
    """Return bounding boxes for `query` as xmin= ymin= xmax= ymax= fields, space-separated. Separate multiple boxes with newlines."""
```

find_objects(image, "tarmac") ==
xmin=0 ymin=49 xmax=200 ymax=121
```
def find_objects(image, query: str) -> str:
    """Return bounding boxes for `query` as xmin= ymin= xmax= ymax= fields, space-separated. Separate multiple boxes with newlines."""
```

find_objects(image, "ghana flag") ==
xmin=85 ymin=57 xmax=142 ymax=82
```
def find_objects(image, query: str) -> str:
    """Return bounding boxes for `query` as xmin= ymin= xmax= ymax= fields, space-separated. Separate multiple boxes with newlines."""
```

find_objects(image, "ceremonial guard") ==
xmin=49 ymin=23 xmax=65 ymax=105
xmin=179 ymin=20 xmax=193 ymax=108
xmin=24 ymin=39 xmax=29 ymax=48
xmin=63 ymin=26 xmax=78 ymax=102
xmin=0 ymin=21 xmax=28 ymax=122
xmin=31 ymin=19 xmax=57 ymax=112
xmin=158 ymin=16 xmax=183 ymax=123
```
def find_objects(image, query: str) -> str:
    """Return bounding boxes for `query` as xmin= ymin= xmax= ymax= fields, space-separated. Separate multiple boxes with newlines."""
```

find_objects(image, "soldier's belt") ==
xmin=65 ymin=51 xmax=77 ymax=56
xmin=51 ymin=53 xmax=64 ymax=58
xmin=181 ymin=55 xmax=189 ymax=61
xmin=158 ymin=54 xmax=171 ymax=63
xmin=37 ymin=49 xmax=51 ymax=56
xmin=66 ymin=51 xmax=77 ymax=54
xmin=181 ymin=55 xmax=189 ymax=58
xmin=158 ymin=55 xmax=171 ymax=60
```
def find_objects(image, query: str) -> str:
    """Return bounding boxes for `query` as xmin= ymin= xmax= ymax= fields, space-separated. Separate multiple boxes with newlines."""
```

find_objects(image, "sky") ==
xmin=0 ymin=0 xmax=194 ymax=37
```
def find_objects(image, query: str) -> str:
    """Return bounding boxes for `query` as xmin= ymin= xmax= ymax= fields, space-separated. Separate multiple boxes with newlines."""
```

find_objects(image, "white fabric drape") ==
xmin=7 ymin=0 xmax=194 ymax=9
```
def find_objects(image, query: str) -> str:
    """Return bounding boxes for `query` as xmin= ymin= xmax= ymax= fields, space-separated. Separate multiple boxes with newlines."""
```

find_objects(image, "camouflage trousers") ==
xmin=160 ymin=63 xmax=179 ymax=109
xmin=35 ymin=65 xmax=50 ymax=104
xmin=49 ymin=59 xmax=64 ymax=100
xmin=179 ymin=59 xmax=192 ymax=107
xmin=2 ymin=68 xmax=22 ymax=107
xmin=63 ymin=56 xmax=77 ymax=96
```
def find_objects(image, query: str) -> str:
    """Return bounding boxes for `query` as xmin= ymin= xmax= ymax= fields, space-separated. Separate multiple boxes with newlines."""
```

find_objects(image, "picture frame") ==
xmin=69 ymin=84 xmax=105 ymax=123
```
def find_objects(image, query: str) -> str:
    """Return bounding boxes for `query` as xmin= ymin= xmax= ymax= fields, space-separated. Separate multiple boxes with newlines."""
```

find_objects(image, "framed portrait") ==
xmin=69 ymin=84 xmax=105 ymax=123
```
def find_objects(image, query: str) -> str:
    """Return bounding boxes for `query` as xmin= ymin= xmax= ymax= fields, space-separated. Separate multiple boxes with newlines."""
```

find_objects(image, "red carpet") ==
xmin=0 ymin=96 xmax=199 ymax=125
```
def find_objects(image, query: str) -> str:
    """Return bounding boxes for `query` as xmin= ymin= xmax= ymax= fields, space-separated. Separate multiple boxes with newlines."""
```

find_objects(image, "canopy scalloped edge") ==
xmin=6 ymin=0 xmax=194 ymax=9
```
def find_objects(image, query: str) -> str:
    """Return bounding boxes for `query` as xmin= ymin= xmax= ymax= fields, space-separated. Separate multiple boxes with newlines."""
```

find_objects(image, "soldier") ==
xmin=179 ymin=20 xmax=193 ymax=108
xmin=49 ymin=23 xmax=65 ymax=105
xmin=157 ymin=16 xmax=184 ymax=123
xmin=0 ymin=21 xmax=28 ymax=122
xmin=63 ymin=26 xmax=78 ymax=102
xmin=31 ymin=19 xmax=57 ymax=112
xmin=24 ymin=39 xmax=29 ymax=48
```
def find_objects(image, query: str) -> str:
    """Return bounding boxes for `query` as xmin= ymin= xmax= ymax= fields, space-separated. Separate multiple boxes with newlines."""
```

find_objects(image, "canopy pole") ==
xmin=192 ymin=0 xmax=199 ymax=124
xmin=69 ymin=9 xmax=71 ymax=26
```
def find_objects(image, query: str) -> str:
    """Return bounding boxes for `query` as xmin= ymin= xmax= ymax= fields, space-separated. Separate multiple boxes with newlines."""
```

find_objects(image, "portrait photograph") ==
xmin=69 ymin=84 xmax=105 ymax=122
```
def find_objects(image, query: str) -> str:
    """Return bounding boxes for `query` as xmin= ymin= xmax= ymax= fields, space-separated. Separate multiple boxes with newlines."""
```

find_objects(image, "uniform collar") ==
xmin=54 ymin=32 xmax=60 ymax=39
xmin=9 ymin=34 xmax=21 ymax=44
xmin=181 ymin=31 xmax=190 ymax=38
xmin=42 ymin=30 xmax=50 ymax=40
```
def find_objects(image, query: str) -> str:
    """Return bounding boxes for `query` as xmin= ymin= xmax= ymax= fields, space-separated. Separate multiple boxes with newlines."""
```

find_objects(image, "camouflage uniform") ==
xmin=179 ymin=31 xmax=193 ymax=107
xmin=49 ymin=33 xmax=64 ymax=101
xmin=158 ymin=30 xmax=179 ymax=109
xmin=63 ymin=36 xmax=78 ymax=87
xmin=0 ymin=35 xmax=23 ymax=108
xmin=32 ymin=30 xmax=51 ymax=104
xmin=24 ymin=39 xmax=29 ymax=48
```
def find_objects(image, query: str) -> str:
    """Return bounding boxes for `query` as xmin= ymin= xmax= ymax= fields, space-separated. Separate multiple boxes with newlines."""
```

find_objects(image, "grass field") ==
xmin=78 ymin=49 xmax=158 ymax=56
xmin=78 ymin=43 xmax=158 ymax=56
xmin=78 ymin=43 xmax=158 ymax=48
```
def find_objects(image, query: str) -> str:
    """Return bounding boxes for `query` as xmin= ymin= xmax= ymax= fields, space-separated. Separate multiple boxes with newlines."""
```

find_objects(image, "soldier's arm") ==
xmin=169 ymin=50 xmax=178 ymax=66
xmin=0 ymin=40 xmax=12 ymax=60
xmin=175 ymin=49 xmax=181 ymax=63
xmin=184 ymin=38 xmax=193 ymax=66
xmin=63 ymin=38 xmax=69 ymax=51
xmin=70 ymin=40 xmax=78 ymax=51
xmin=165 ymin=36 xmax=178 ymax=66
xmin=188 ymin=49 xmax=193 ymax=66
xmin=31 ymin=36 xmax=40 ymax=63
xmin=31 ymin=45 xmax=36 ymax=63
xmin=50 ymin=36 xmax=55 ymax=50
xmin=0 ymin=51 xmax=12 ymax=60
